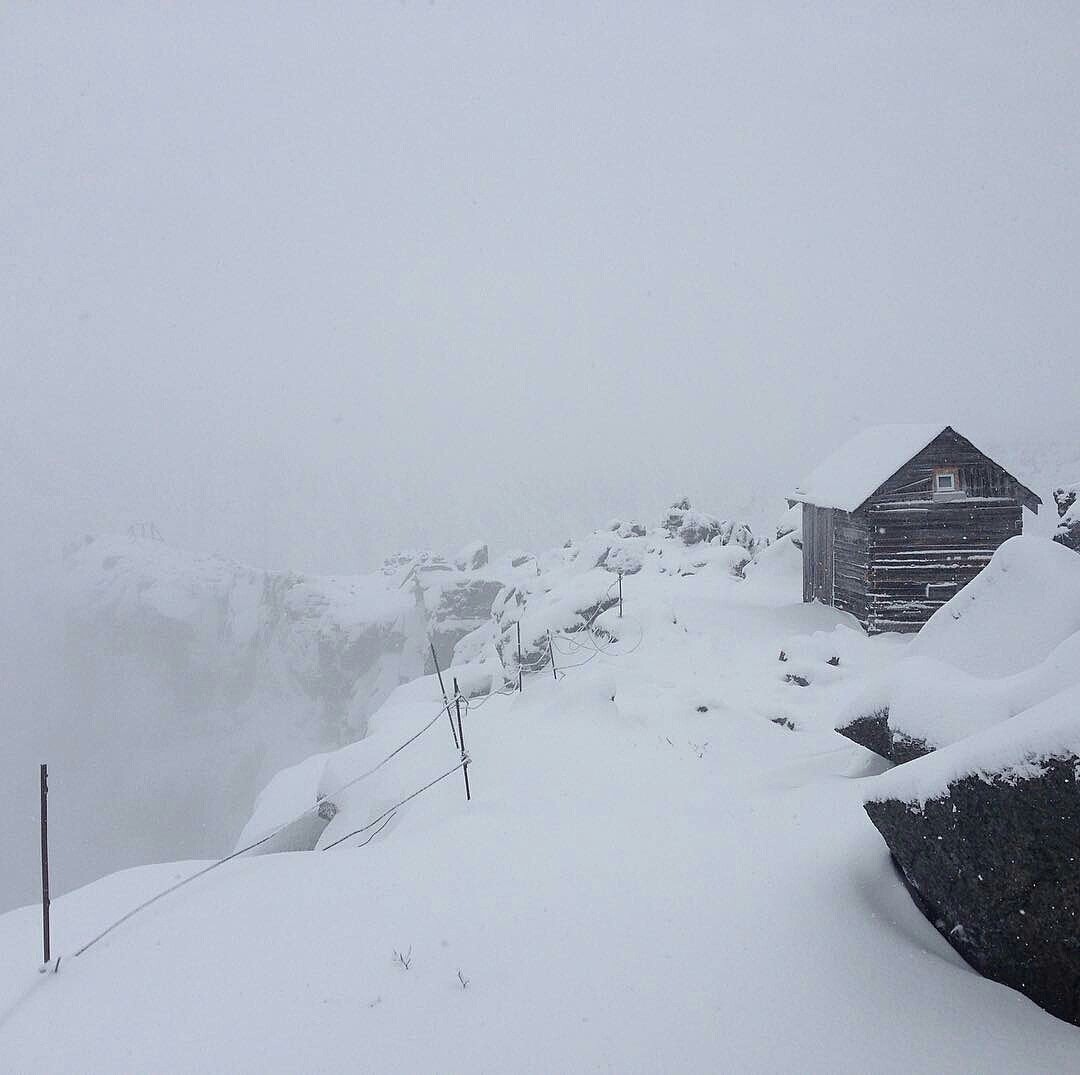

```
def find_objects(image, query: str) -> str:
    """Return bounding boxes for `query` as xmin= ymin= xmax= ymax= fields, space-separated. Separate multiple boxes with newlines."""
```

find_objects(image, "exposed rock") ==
xmin=660 ymin=497 xmax=757 ymax=550
xmin=836 ymin=708 xmax=932 ymax=764
xmin=424 ymin=576 xmax=505 ymax=673
xmin=775 ymin=503 xmax=803 ymax=550
xmin=594 ymin=544 xmax=643 ymax=575
xmin=454 ymin=541 xmax=489 ymax=571
xmin=866 ymin=750 xmax=1080 ymax=1026
xmin=1053 ymin=484 xmax=1080 ymax=553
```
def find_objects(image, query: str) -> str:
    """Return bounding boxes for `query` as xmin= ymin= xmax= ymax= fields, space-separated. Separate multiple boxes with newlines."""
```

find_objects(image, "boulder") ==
xmin=1053 ymin=484 xmax=1080 ymax=553
xmin=660 ymin=497 xmax=757 ymax=550
xmin=775 ymin=503 xmax=803 ymax=549
xmin=836 ymin=708 xmax=932 ymax=764
xmin=454 ymin=541 xmax=490 ymax=571
xmin=864 ymin=692 xmax=1080 ymax=1026
xmin=424 ymin=576 xmax=505 ymax=672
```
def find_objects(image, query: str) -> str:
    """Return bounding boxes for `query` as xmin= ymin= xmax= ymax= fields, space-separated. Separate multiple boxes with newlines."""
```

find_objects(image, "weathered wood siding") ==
xmin=833 ymin=510 xmax=869 ymax=625
xmin=803 ymin=505 xmax=869 ymax=625
xmin=866 ymin=501 xmax=1023 ymax=633
xmin=871 ymin=428 xmax=1039 ymax=511
xmin=802 ymin=504 xmax=830 ymax=604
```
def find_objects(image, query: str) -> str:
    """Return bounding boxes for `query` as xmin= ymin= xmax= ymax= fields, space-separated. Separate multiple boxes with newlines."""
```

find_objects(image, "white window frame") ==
xmin=932 ymin=467 xmax=962 ymax=499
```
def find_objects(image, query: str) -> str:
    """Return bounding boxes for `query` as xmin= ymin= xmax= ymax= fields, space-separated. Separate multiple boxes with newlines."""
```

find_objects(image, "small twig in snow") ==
xmin=393 ymin=946 xmax=413 ymax=970
xmin=457 ymin=969 xmax=470 ymax=990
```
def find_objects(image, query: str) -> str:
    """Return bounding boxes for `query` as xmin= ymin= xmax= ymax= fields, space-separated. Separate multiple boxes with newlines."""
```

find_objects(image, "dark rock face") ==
xmin=836 ymin=708 xmax=932 ymax=764
xmin=865 ymin=758 xmax=1080 ymax=1027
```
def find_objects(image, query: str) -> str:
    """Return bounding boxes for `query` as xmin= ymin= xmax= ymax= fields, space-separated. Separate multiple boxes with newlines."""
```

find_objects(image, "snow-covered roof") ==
xmin=792 ymin=423 xmax=950 ymax=511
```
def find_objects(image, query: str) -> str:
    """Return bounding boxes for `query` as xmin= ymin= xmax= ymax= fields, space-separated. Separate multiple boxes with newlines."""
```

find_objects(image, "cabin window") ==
xmin=932 ymin=467 xmax=962 ymax=497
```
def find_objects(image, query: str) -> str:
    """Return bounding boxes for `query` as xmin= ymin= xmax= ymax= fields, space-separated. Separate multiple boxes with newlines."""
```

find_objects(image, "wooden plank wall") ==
xmin=833 ymin=510 xmax=869 ymax=625
xmin=802 ymin=504 xmax=815 ymax=603
xmin=802 ymin=505 xmax=870 ymax=627
xmin=802 ymin=504 xmax=831 ymax=604
xmin=872 ymin=428 xmax=1033 ymax=508
xmin=866 ymin=501 xmax=1022 ymax=632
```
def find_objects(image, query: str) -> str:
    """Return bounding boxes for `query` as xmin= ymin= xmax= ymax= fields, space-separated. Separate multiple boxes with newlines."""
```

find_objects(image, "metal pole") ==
xmin=516 ymin=620 xmax=523 ymax=692
xmin=548 ymin=630 xmax=557 ymax=681
xmin=40 ymin=763 xmax=50 ymax=966
xmin=430 ymin=641 xmax=459 ymax=750
xmin=618 ymin=571 xmax=623 ymax=618
xmin=453 ymin=678 xmax=471 ymax=802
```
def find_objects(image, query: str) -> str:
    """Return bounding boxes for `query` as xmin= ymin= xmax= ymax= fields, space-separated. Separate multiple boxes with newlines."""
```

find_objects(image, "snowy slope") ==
xmin=2 ymin=533 xmax=524 ymax=913
xmin=3 ymin=524 xmax=1077 ymax=1071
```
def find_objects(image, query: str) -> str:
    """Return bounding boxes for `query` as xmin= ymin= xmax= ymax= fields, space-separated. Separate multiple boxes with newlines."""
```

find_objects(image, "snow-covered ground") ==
xmin=2 ymin=528 xmax=1077 ymax=1071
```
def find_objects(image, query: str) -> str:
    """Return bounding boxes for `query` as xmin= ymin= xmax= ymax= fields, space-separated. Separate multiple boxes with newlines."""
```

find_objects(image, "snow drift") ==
xmin=837 ymin=537 xmax=1080 ymax=760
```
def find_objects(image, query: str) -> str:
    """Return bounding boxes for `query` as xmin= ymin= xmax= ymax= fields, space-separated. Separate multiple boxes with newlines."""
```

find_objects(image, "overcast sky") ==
xmin=4 ymin=3 xmax=1079 ymax=574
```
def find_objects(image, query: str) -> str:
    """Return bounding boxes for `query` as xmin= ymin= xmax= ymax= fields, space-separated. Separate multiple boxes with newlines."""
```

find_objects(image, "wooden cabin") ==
xmin=792 ymin=425 xmax=1041 ymax=634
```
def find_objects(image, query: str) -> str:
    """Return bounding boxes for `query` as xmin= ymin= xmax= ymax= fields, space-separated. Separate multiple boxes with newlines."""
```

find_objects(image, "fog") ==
xmin=3 ymin=5 xmax=1079 ymax=910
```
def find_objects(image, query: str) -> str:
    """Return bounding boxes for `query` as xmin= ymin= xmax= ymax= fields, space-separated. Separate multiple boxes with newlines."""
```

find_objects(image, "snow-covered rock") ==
xmin=864 ymin=690 xmax=1080 ymax=1026
xmin=660 ymin=497 xmax=756 ymax=550
xmin=775 ymin=502 xmax=802 ymax=548
xmin=1053 ymin=483 xmax=1080 ymax=553
xmin=454 ymin=541 xmax=490 ymax=571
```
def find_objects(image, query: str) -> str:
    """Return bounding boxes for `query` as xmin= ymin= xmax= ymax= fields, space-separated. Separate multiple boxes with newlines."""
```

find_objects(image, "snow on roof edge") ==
xmin=791 ymin=423 xmax=949 ymax=512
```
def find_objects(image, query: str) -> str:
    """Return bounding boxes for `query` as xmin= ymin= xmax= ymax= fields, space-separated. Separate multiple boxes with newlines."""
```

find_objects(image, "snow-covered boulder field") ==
xmin=836 ymin=537 xmax=1080 ymax=761
xmin=864 ymin=691 xmax=1080 ymax=1026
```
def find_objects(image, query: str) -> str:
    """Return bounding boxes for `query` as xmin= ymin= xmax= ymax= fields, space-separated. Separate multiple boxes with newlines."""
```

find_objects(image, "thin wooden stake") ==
xmin=453 ymin=678 xmax=471 ymax=802
xmin=618 ymin=571 xmax=623 ymax=618
xmin=516 ymin=620 xmax=523 ymax=692
xmin=548 ymin=630 xmax=557 ymax=681
xmin=40 ymin=763 xmax=50 ymax=966
xmin=430 ymin=641 xmax=459 ymax=750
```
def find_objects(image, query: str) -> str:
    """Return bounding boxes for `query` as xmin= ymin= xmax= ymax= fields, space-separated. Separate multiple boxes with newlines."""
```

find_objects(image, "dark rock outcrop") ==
xmin=866 ymin=758 xmax=1080 ymax=1027
xmin=455 ymin=542 xmax=490 ymax=571
xmin=1053 ymin=484 xmax=1080 ymax=553
xmin=425 ymin=576 xmax=505 ymax=672
xmin=660 ymin=498 xmax=756 ymax=550
xmin=836 ymin=708 xmax=932 ymax=764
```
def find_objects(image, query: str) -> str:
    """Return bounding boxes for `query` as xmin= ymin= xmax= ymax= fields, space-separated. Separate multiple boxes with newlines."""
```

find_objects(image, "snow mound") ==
xmin=837 ymin=537 xmax=1080 ymax=759
xmin=907 ymin=536 xmax=1080 ymax=677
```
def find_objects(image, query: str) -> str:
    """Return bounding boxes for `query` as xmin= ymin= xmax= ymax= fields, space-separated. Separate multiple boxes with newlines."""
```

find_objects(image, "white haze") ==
xmin=2 ymin=4 xmax=1079 ymax=910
